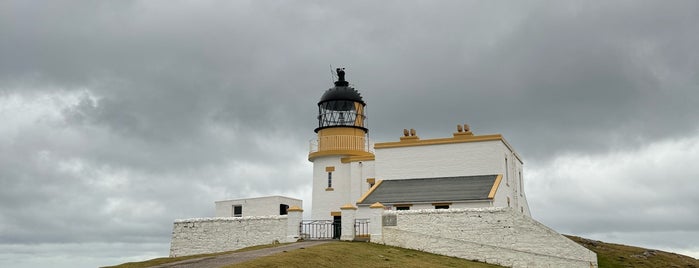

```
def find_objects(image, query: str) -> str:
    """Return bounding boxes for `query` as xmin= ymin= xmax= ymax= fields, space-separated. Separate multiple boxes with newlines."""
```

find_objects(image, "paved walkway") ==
xmin=150 ymin=241 xmax=333 ymax=268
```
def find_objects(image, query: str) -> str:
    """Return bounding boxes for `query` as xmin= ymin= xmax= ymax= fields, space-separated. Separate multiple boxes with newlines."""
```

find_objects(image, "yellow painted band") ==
xmin=357 ymin=179 xmax=383 ymax=204
xmin=309 ymin=150 xmax=374 ymax=162
xmin=340 ymin=155 xmax=375 ymax=163
xmin=488 ymin=174 xmax=503 ymax=199
xmin=287 ymin=206 xmax=303 ymax=212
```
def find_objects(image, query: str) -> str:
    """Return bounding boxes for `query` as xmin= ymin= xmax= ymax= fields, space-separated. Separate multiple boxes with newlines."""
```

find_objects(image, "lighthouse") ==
xmin=309 ymin=68 xmax=376 ymax=220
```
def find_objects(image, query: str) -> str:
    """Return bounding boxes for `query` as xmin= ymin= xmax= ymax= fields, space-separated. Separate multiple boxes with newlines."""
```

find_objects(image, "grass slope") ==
xmin=566 ymin=235 xmax=699 ymax=268
xmin=226 ymin=241 xmax=501 ymax=268
xmin=102 ymin=243 xmax=289 ymax=268
xmin=105 ymin=242 xmax=501 ymax=268
xmin=108 ymin=236 xmax=699 ymax=268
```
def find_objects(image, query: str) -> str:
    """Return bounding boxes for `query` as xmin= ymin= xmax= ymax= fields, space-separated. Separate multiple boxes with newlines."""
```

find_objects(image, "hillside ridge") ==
xmin=565 ymin=235 xmax=698 ymax=268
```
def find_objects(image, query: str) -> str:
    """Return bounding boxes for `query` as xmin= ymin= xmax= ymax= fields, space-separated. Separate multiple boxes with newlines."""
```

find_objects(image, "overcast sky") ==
xmin=1 ymin=1 xmax=698 ymax=267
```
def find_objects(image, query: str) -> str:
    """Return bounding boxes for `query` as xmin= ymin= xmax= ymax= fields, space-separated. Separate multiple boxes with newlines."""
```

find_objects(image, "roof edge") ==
xmin=488 ymin=174 xmax=503 ymax=199
xmin=357 ymin=179 xmax=383 ymax=204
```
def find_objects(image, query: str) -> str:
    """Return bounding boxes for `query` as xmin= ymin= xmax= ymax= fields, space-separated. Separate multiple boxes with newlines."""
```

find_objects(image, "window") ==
xmin=327 ymin=172 xmax=332 ymax=188
xmin=432 ymin=203 xmax=451 ymax=209
xmin=507 ymin=197 xmax=511 ymax=207
xmin=233 ymin=205 xmax=242 ymax=217
xmin=395 ymin=204 xmax=412 ymax=210
xmin=519 ymin=171 xmax=523 ymax=196
xmin=279 ymin=204 xmax=289 ymax=215
xmin=326 ymin=166 xmax=335 ymax=190
xmin=505 ymin=157 xmax=509 ymax=186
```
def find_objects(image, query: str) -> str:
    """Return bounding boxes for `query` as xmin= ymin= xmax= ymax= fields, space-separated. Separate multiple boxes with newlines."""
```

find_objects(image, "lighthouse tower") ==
xmin=309 ymin=68 xmax=375 ymax=220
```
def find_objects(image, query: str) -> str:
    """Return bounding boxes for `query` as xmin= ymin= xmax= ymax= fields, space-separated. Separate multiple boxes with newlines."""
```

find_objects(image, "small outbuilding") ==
xmin=214 ymin=196 xmax=302 ymax=217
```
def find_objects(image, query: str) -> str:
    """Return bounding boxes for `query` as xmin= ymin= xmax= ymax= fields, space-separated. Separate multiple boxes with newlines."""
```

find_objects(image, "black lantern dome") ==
xmin=315 ymin=68 xmax=367 ymax=133
xmin=319 ymin=86 xmax=365 ymax=105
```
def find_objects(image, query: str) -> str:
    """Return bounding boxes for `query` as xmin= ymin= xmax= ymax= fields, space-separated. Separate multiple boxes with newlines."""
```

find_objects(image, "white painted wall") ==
xmin=169 ymin=216 xmax=287 ymax=257
xmin=375 ymin=139 xmax=531 ymax=217
xmin=215 ymin=196 xmax=302 ymax=217
xmin=375 ymin=140 xmax=508 ymax=180
xmin=349 ymin=160 xmax=375 ymax=209
xmin=376 ymin=208 xmax=597 ymax=268
xmin=311 ymin=155 xmax=375 ymax=220
xmin=311 ymin=156 xmax=349 ymax=220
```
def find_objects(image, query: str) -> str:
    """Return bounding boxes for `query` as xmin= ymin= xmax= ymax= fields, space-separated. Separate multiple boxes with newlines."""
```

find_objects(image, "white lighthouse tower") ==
xmin=309 ymin=68 xmax=375 ymax=221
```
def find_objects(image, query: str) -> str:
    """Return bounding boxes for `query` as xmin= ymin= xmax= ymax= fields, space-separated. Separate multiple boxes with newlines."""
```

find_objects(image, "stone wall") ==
xmin=169 ymin=215 xmax=288 ymax=257
xmin=377 ymin=208 xmax=597 ymax=268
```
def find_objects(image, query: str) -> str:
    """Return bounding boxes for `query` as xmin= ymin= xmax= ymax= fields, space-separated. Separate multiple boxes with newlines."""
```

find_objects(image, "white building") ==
xmin=172 ymin=69 xmax=597 ymax=267
xmin=215 ymin=196 xmax=302 ymax=218
xmin=309 ymin=69 xmax=530 ymax=220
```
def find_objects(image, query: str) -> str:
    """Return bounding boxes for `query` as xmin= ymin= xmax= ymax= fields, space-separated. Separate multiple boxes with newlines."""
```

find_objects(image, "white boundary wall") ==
xmin=376 ymin=208 xmax=597 ymax=268
xmin=170 ymin=215 xmax=288 ymax=257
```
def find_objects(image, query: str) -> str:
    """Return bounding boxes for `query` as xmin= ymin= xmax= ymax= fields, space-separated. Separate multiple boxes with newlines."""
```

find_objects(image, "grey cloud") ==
xmin=2 ymin=1 xmax=699 ymax=267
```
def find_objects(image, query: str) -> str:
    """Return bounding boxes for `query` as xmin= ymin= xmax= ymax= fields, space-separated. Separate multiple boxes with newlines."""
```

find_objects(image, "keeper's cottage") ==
xmin=169 ymin=68 xmax=597 ymax=268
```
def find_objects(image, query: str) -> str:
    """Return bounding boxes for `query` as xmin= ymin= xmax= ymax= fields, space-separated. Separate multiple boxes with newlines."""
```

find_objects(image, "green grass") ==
xmin=566 ymin=235 xmax=699 ymax=268
xmin=108 ymin=236 xmax=699 ymax=268
xmin=102 ymin=243 xmax=290 ymax=268
xmin=226 ymin=241 xmax=502 ymax=268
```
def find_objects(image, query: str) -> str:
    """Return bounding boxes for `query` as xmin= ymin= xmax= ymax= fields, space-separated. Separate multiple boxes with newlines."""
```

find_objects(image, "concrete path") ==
xmin=150 ymin=240 xmax=333 ymax=268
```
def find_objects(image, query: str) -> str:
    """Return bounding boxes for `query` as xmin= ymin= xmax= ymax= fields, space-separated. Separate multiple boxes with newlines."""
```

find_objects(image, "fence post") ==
xmin=340 ymin=203 xmax=357 ymax=241
xmin=286 ymin=205 xmax=303 ymax=242
xmin=369 ymin=202 xmax=384 ymax=243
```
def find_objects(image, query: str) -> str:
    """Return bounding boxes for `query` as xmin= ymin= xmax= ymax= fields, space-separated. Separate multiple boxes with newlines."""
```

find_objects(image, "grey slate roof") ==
xmin=358 ymin=175 xmax=499 ymax=205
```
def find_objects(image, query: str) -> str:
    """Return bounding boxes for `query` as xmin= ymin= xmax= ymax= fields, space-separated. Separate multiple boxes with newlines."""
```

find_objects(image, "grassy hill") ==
xmin=106 ymin=242 xmax=500 ymax=268
xmin=108 ymin=236 xmax=699 ymax=268
xmin=223 ymin=241 xmax=500 ymax=268
xmin=566 ymin=235 xmax=698 ymax=268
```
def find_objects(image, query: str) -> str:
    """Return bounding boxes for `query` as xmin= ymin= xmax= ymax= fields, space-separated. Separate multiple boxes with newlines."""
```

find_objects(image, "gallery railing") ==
xmin=309 ymin=135 xmax=374 ymax=154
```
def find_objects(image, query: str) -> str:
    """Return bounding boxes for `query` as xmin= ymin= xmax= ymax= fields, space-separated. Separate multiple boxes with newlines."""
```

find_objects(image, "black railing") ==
xmin=355 ymin=218 xmax=370 ymax=240
xmin=300 ymin=220 xmax=338 ymax=240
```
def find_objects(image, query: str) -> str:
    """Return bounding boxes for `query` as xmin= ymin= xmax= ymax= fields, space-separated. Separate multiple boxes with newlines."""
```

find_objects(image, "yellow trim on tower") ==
xmin=366 ymin=178 xmax=375 ymax=184
xmin=330 ymin=211 xmax=341 ymax=216
xmin=325 ymin=166 xmax=335 ymax=172
xmin=340 ymin=155 xmax=375 ymax=163
xmin=488 ymin=174 xmax=503 ymax=199
xmin=357 ymin=180 xmax=383 ymax=204
xmin=309 ymin=150 xmax=374 ymax=161
xmin=325 ymin=187 xmax=334 ymax=191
